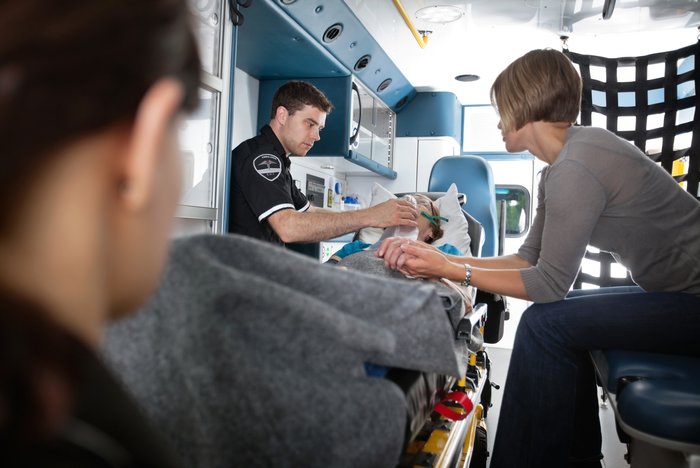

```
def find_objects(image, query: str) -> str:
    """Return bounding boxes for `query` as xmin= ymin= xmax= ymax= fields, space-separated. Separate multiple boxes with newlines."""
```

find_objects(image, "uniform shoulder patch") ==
xmin=253 ymin=153 xmax=283 ymax=181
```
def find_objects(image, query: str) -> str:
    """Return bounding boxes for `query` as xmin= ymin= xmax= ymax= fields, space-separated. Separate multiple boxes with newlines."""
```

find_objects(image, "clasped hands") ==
xmin=375 ymin=237 xmax=449 ymax=279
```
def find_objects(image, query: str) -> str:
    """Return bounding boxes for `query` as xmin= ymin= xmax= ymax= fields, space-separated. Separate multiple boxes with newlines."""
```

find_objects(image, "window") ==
xmin=176 ymin=0 xmax=232 ymax=236
xmin=461 ymin=105 xmax=503 ymax=153
xmin=495 ymin=185 xmax=530 ymax=237
xmin=190 ymin=0 xmax=224 ymax=77
xmin=179 ymin=88 xmax=218 ymax=208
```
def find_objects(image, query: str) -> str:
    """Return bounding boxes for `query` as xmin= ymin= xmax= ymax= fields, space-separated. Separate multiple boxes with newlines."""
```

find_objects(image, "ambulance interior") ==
xmin=110 ymin=1 xmax=700 ymax=467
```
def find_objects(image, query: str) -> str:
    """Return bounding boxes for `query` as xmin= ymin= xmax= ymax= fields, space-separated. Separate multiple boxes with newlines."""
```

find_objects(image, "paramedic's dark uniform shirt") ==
xmin=228 ymin=125 xmax=310 ymax=245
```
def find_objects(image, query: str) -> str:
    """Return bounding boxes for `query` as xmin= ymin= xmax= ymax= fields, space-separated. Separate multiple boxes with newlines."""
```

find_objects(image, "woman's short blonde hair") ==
xmin=490 ymin=49 xmax=582 ymax=133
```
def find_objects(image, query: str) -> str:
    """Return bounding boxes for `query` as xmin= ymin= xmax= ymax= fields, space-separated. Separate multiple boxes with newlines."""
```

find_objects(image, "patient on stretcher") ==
xmin=327 ymin=193 xmax=461 ymax=264
xmin=328 ymin=192 xmax=474 ymax=319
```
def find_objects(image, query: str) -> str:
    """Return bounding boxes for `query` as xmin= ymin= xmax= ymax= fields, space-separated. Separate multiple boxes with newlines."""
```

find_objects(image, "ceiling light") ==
xmin=455 ymin=74 xmax=480 ymax=82
xmin=415 ymin=5 xmax=465 ymax=24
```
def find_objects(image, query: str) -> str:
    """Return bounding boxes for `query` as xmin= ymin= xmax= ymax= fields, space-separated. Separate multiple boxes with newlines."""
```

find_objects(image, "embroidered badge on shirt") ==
xmin=253 ymin=154 xmax=282 ymax=181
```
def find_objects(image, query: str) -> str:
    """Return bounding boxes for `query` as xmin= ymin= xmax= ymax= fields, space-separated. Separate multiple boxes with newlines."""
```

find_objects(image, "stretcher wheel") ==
xmin=469 ymin=425 xmax=488 ymax=468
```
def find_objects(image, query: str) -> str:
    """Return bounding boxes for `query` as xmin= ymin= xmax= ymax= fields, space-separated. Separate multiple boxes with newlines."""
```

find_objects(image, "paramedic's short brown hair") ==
xmin=270 ymin=81 xmax=334 ymax=119
xmin=490 ymin=49 xmax=581 ymax=133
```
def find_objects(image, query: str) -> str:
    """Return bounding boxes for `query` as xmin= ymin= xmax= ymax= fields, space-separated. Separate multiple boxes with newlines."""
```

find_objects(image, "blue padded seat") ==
xmin=618 ymin=376 xmax=700 ymax=446
xmin=592 ymin=350 xmax=700 ymax=448
xmin=428 ymin=156 xmax=499 ymax=257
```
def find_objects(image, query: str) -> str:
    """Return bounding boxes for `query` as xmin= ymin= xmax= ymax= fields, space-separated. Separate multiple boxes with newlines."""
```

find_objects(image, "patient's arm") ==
xmin=439 ymin=278 xmax=474 ymax=314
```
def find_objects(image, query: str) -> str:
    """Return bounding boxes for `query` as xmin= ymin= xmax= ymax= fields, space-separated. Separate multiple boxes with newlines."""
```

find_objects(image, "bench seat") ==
xmin=592 ymin=350 xmax=700 ymax=460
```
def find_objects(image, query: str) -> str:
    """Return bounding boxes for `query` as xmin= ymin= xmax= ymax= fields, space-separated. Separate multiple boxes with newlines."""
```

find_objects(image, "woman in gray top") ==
xmin=378 ymin=49 xmax=700 ymax=468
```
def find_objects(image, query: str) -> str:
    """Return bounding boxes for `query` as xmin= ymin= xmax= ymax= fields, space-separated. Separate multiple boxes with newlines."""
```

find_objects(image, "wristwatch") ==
xmin=461 ymin=263 xmax=472 ymax=287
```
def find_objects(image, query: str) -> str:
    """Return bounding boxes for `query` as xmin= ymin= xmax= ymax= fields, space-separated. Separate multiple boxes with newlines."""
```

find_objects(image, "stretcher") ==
xmin=395 ymin=302 xmax=496 ymax=468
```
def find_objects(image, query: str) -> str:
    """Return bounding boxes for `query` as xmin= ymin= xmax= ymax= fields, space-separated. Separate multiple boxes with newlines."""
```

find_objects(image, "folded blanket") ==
xmin=338 ymin=250 xmax=472 ymax=340
xmin=103 ymin=234 xmax=466 ymax=468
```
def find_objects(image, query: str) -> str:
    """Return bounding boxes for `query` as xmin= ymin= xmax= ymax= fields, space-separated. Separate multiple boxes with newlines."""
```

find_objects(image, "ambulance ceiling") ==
xmin=344 ymin=0 xmax=700 ymax=104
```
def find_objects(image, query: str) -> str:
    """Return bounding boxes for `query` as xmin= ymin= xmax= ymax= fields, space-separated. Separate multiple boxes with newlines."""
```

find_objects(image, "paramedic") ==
xmin=0 ymin=0 xmax=200 ymax=465
xmin=378 ymin=49 xmax=700 ymax=468
xmin=228 ymin=80 xmax=418 ymax=246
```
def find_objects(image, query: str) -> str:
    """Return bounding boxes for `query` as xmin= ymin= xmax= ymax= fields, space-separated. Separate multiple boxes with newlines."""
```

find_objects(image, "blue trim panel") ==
xmin=346 ymin=151 xmax=397 ymax=179
xmin=463 ymin=152 xmax=534 ymax=161
xmin=396 ymin=92 xmax=463 ymax=140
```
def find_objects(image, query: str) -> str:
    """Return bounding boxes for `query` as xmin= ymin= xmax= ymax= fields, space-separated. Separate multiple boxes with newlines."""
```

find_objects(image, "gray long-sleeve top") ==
xmin=518 ymin=126 xmax=700 ymax=302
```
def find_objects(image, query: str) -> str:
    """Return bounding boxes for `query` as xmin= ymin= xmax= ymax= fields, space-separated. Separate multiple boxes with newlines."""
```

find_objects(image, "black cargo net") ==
xmin=564 ymin=42 xmax=700 ymax=289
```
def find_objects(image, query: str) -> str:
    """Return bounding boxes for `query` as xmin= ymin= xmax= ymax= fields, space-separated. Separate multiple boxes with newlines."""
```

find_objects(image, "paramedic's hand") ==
xmin=366 ymin=198 xmax=418 ymax=228
xmin=376 ymin=238 xmax=439 ymax=270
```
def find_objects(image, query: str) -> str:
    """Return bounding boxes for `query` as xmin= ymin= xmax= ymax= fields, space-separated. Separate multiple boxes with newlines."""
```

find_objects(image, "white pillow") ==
xmin=357 ymin=183 xmax=396 ymax=244
xmin=434 ymin=184 xmax=472 ymax=257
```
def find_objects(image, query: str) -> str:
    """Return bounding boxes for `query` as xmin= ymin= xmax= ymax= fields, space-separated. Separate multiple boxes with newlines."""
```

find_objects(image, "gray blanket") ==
xmin=103 ymin=234 xmax=466 ymax=468
xmin=338 ymin=250 xmax=471 ymax=334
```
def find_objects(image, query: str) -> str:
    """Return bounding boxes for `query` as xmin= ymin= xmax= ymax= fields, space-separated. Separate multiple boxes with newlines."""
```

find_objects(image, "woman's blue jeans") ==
xmin=490 ymin=287 xmax=700 ymax=468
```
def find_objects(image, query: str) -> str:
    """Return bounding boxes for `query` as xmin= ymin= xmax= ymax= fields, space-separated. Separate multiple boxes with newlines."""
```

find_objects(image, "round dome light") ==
xmin=415 ymin=5 xmax=465 ymax=24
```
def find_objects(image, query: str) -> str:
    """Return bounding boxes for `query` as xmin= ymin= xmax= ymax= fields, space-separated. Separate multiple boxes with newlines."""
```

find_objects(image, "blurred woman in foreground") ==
xmin=0 ymin=0 xmax=200 ymax=465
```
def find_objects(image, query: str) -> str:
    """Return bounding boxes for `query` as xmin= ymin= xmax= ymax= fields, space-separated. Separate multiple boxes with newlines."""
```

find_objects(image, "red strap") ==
xmin=433 ymin=391 xmax=474 ymax=421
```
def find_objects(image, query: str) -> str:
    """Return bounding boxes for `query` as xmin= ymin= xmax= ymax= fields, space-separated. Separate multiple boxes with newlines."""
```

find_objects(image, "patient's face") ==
xmin=416 ymin=200 xmax=435 ymax=243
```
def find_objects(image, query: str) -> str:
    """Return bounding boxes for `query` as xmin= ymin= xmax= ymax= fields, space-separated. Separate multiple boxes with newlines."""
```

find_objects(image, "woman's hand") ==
xmin=376 ymin=237 xmax=435 ymax=268
xmin=376 ymin=237 xmax=447 ymax=278
xmin=395 ymin=242 xmax=453 ymax=279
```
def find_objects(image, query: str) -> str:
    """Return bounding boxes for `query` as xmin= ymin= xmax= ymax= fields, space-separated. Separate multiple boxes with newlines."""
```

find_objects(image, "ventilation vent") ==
xmin=354 ymin=54 xmax=371 ymax=71
xmin=377 ymin=78 xmax=392 ymax=92
xmin=323 ymin=23 xmax=343 ymax=43
xmin=395 ymin=95 xmax=409 ymax=109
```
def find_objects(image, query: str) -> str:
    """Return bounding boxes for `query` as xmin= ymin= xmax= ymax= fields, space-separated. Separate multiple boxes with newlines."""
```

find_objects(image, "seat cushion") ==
xmin=592 ymin=349 xmax=700 ymax=447
xmin=593 ymin=349 xmax=698 ymax=394
xmin=617 ymin=375 xmax=700 ymax=445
